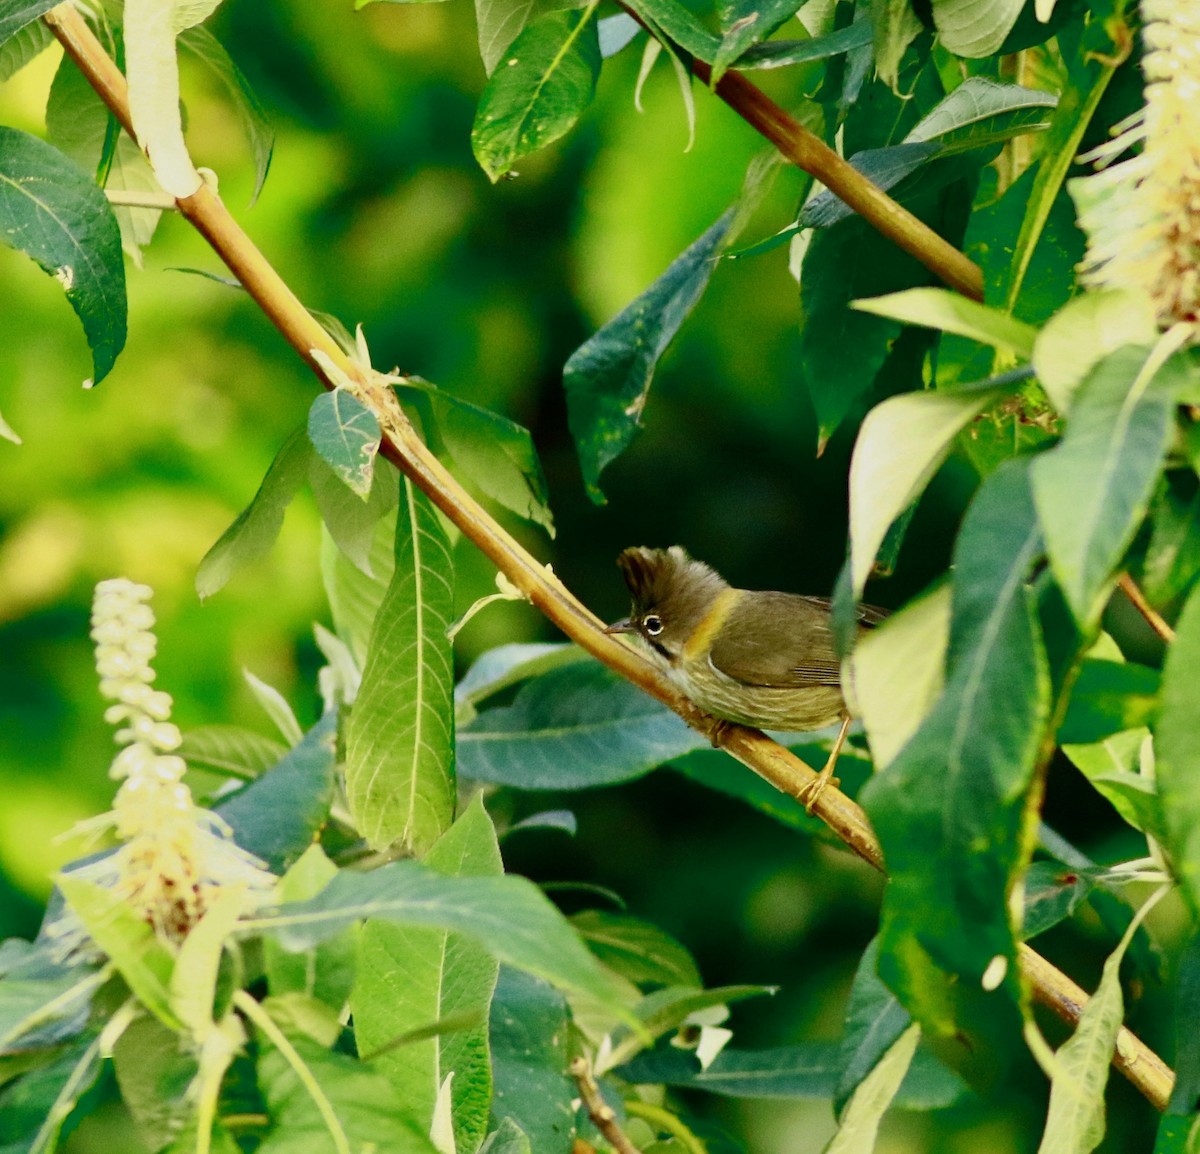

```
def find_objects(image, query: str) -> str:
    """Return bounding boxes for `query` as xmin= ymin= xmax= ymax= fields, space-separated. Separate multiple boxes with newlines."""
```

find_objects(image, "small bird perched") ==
xmin=606 ymin=546 xmax=885 ymax=811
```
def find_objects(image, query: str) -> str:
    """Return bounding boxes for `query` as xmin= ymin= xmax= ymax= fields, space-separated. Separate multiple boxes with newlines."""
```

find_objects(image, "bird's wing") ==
xmin=708 ymin=592 xmax=840 ymax=688
xmin=708 ymin=593 xmax=886 ymax=688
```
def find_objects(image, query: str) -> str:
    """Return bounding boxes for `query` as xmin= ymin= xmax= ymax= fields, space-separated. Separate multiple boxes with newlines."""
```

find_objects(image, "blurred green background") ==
xmin=0 ymin=3 xmax=1178 ymax=1150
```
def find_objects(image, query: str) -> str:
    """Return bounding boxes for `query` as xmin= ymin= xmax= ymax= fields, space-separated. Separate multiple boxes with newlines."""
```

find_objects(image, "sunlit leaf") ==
xmin=571 ymin=910 xmax=701 ymax=988
xmin=848 ymin=382 xmax=1008 ymax=597
xmin=1155 ymin=584 xmax=1200 ymax=918
xmin=852 ymin=289 xmax=1036 ymax=356
xmin=931 ymin=0 xmax=1023 ymax=57
xmin=471 ymin=7 xmax=601 ymax=181
xmin=1031 ymin=347 xmax=1191 ymax=626
xmin=345 ymin=479 xmax=455 ymax=853
xmin=0 ymin=126 xmax=126 ymax=383
xmin=825 ymin=1023 xmax=920 ymax=1154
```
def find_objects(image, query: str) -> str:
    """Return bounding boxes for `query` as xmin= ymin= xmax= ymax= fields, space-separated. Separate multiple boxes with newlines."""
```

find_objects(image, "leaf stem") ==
xmin=1118 ymin=573 xmax=1176 ymax=644
xmin=233 ymin=990 xmax=352 ymax=1154
xmin=42 ymin=1 xmax=1174 ymax=1113
xmin=570 ymin=1056 xmax=643 ymax=1154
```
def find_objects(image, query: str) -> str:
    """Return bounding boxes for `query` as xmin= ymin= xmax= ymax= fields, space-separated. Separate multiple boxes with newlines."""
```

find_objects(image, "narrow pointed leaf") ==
xmin=308 ymin=389 xmax=382 ymax=500
xmin=738 ymin=20 xmax=871 ymax=68
xmin=345 ymin=479 xmax=455 ymax=853
xmin=471 ymin=8 xmax=601 ymax=181
xmin=848 ymin=383 xmax=1007 ymax=597
xmin=861 ymin=461 xmax=1051 ymax=1074
xmin=824 ymin=1024 xmax=920 ymax=1154
xmin=197 ymin=428 xmax=311 ymax=600
xmin=853 ymin=289 xmax=1036 ymax=356
xmin=565 ymin=209 xmax=735 ymax=502
xmin=0 ymin=127 xmax=126 ymax=383
xmin=1031 ymin=347 xmax=1190 ymax=626
xmin=353 ymin=797 xmax=501 ymax=1154
xmin=1155 ymin=585 xmax=1200 ymax=918
xmin=621 ymin=0 xmax=720 ymax=60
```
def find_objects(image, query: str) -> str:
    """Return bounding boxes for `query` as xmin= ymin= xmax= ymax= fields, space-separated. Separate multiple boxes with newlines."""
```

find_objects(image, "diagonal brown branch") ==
xmin=40 ymin=2 xmax=1173 ymax=1112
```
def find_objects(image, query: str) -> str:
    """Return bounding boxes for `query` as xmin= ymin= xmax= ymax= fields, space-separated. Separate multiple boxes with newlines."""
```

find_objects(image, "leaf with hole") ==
xmin=307 ymin=389 xmax=382 ymax=500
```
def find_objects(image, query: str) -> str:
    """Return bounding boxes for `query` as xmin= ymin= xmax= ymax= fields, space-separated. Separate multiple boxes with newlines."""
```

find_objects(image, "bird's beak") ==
xmin=605 ymin=618 xmax=637 ymax=635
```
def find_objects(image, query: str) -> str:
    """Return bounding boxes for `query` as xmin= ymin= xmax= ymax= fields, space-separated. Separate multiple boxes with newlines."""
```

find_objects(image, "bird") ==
xmin=606 ymin=545 xmax=886 ymax=811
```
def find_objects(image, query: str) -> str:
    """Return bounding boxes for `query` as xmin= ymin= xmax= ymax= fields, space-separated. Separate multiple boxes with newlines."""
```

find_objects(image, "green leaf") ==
xmin=1142 ymin=479 xmax=1200 ymax=607
xmin=471 ymin=7 xmax=601 ymax=182
xmin=311 ymin=453 xmax=400 ymax=576
xmin=905 ymin=77 xmax=1056 ymax=153
xmin=849 ymin=582 xmax=950 ymax=770
xmin=178 ymin=26 xmax=274 ymax=202
xmin=571 ymin=910 xmax=702 ymax=988
xmin=564 ymin=208 xmax=735 ymax=503
xmin=799 ymin=213 xmax=936 ymax=448
xmin=345 ymin=479 xmax=455 ymax=854
xmin=179 ymin=725 xmax=288 ymax=781
xmin=852 ymin=289 xmax=1036 ymax=356
xmin=458 ymin=659 xmax=707 ymax=789
xmin=479 ymin=1117 xmax=533 ymax=1154
xmin=738 ymin=20 xmax=871 ymax=69
xmin=321 ymin=512 xmax=397 ymax=668
xmin=1167 ymin=933 xmax=1200 ymax=1117
xmin=711 ymin=0 xmax=804 ymax=82
xmin=1021 ymin=861 xmax=1096 ymax=941
xmin=621 ymin=0 xmax=720 ymax=61
xmin=1056 ymin=660 xmax=1159 ymax=745
xmin=871 ymin=0 xmax=922 ymax=89
xmin=352 ymin=796 xmax=502 ymax=1154
xmin=489 ymin=968 xmax=575 ymax=1153
xmin=621 ymin=1040 xmax=840 ymax=1098
xmin=396 ymin=381 xmax=553 ymax=534
xmin=171 ymin=885 xmax=246 ymax=1036
xmin=1032 ymin=291 xmax=1158 ymax=414
xmin=215 ymin=714 xmax=337 ymax=873
xmin=307 ymin=390 xmax=382 ymax=500
xmin=474 ymin=0 xmax=559 ymax=74
xmin=112 ymin=1015 xmax=201 ymax=1152
xmin=0 ymin=126 xmax=126 ymax=384
xmin=848 ymin=382 xmax=1008 ymax=597
xmin=1155 ymin=584 xmax=1200 ymax=918
xmin=245 ymin=859 xmax=629 ymax=1011
xmin=455 ymin=642 xmax=585 ymax=717
xmin=994 ymin=23 xmax=1118 ymax=316
xmin=56 ymin=874 xmax=181 ymax=1029
xmin=825 ymin=1023 xmax=920 ymax=1154
xmin=1031 ymin=347 xmax=1190 ymax=627
xmin=265 ymin=846 xmax=356 ymax=1011
xmin=255 ymin=1036 xmax=439 ymax=1154
xmin=931 ymin=0 xmax=1022 ymax=56
xmin=0 ymin=1031 xmax=103 ymax=1154
xmin=861 ymin=461 xmax=1051 ymax=1077
xmin=0 ymin=18 xmax=51 ymax=82
xmin=1035 ymin=894 xmax=1160 ymax=1154
xmin=1062 ymin=729 xmax=1162 ymax=839
xmin=0 ymin=942 xmax=101 ymax=1054
xmin=197 ymin=428 xmax=311 ymax=600
xmin=833 ymin=937 xmax=911 ymax=1114
xmin=799 ymin=143 xmax=941 ymax=230
xmin=0 ymin=0 xmax=57 ymax=48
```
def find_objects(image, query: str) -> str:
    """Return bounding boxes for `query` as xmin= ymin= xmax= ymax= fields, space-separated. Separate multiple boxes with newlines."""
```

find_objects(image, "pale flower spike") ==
xmin=1072 ymin=2 xmax=1200 ymax=334
xmin=57 ymin=580 xmax=275 ymax=948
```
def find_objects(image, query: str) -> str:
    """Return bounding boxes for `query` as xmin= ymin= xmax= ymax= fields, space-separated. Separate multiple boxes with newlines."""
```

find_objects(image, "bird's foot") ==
xmin=800 ymin=760 xmax=840 ymax=814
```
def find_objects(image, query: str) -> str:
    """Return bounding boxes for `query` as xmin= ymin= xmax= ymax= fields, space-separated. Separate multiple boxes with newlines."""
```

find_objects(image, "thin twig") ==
xmin=1118 ymin=573 xmax=1177 ymax=644
xmin=569 ymin=1057 xmax=642 ymax=1154
xmin=693 ymin=59 xmax=984 ymax=301
xmin=41 ymin=2 xmax=1175 ymax=1113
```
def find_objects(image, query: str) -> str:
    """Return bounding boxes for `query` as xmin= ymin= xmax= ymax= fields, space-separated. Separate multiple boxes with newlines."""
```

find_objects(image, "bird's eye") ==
xmin=643 ymin=614 xmax=664 ymax=637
